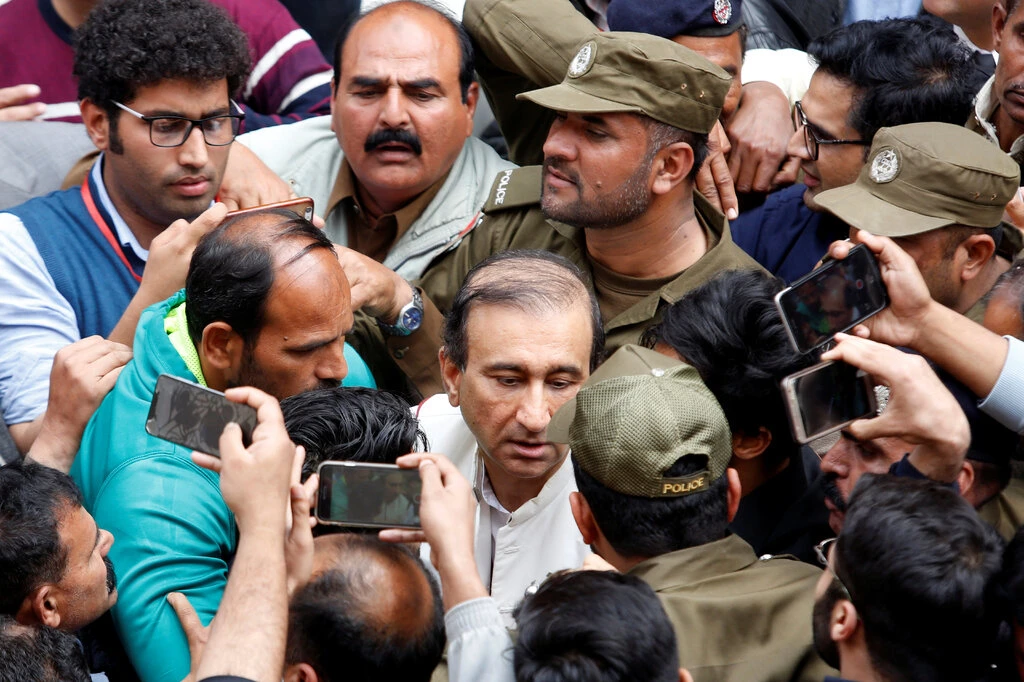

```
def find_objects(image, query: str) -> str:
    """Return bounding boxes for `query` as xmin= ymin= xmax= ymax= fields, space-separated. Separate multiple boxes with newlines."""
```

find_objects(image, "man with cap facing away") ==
xmin=355 ymin=30 xmax=761 ymax=397
xmin=815 ymin=122 xmax=1020 ymax=321
xmin=551 ymin=344 xmax=833 ymax=682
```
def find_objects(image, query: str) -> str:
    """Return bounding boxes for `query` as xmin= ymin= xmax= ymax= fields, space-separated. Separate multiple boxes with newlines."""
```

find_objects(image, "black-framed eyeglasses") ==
xmin=112 ymin=100 xmax=245 ymax=147
xmin=794 ymin=101 xmax=868 ymax=161
xmin=815 ymin=537 xmax=853 ymax=601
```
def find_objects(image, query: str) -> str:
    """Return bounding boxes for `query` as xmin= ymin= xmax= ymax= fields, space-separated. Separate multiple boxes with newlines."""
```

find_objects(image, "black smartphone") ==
xmin=316 ymin=461 xmax=422 ymax=529
xmin=781 ymin=361 xmax=878 ymax=444
xmin=145 ymin=374 xmax=257 ymax=457
xmin=774 ymin=244 xmax=889 ymax=353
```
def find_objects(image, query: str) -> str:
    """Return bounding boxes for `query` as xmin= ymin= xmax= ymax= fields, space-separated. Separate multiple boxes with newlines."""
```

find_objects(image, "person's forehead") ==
xmin=57 ymin=504 xmax=96 ymax=564
xmin=260 ymin=249 xmax=351 ymax=333
xmin=463 ymin=302 xmax=592 ymax=369
xmin=342 ymin=7 xmax=460 ymax=79
xmin=801 ymin=72 xmax=859 ymax=133
xmin=125 ymin=77 xmax=230 ymax=115
xmin=670 ymin=33 xmax=743 ymax=75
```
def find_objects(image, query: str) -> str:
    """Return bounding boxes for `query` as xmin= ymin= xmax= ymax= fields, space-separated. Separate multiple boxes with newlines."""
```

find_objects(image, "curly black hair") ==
xmin=73 ymin=0 xmax=251 ymax=131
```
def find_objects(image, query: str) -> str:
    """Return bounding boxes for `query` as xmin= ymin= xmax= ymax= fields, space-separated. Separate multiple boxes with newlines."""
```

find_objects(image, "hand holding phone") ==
xmin=776 ymin=244 xmax=889 ymax=353
xmin=781 ymin=360 xmax=877 ymax=444
xmin=146 ymin=374 xmax=258 ymax=457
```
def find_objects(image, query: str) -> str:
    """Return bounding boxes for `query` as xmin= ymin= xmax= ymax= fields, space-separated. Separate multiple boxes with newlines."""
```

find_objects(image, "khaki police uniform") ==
xmin=349 ymin=30 xmax=764 ymax=398
xmin=545 ymin=346 xmax=836 ymax=682
xmin=977 ymin=477 xmax=1024 ymax=542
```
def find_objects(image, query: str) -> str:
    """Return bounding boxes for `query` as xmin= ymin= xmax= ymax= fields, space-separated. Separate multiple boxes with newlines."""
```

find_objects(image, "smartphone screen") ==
xmin=775 ymin=244 xmax=888 ymax=353
xmin=316 ymin=462 xmax=422 ymax=529
xmin=145 ymin=374 xmax=258 ymax=457
xmin=783 ymin=361 xmax=876 ymax=443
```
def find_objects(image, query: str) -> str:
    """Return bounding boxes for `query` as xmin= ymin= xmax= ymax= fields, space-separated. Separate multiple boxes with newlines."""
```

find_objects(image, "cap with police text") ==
xmin=517 ymin=32 xmax=730 ymax=135
xmin=608 ymin=0 xmax=744 ymax=39
xmin=815 ymin=122 xmax=1020 ymax=237
xmin=549 ymin=345 xmax=733 ymax=499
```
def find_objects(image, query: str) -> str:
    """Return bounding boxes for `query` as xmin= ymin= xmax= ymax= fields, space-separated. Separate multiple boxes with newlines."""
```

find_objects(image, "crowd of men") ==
xmin=3 ymin=0 xmax=1024 ymax=681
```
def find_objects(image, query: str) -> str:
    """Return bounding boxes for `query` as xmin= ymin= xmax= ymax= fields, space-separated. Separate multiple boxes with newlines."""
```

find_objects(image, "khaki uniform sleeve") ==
xmin=463 ymin=0 xmax=597 ymax=165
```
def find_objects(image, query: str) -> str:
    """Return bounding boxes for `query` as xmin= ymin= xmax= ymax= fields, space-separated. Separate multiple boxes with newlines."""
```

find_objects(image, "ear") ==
xmin=284 ymin=662 xmax=319 ymax=682
xmin=80 ymin=98 xmax=111 ymax=151
xmin=958 ymin=460 xmax=976 ymax=500
xmin=463 ymin=82 xmax=480 ymax=135
xmin=32 ymin=586 xmax=62 ymax=628
xmin=650 ymin=141 xmax=695 ymax=196
xmin=440 ymin=348 xmax=462 ymax=408
xmin=731 ymin=427 xmax=772 ymax=461
xmin=679 ymin=669 xmax=695 ymax=682
xmin=570 ymin=491 xmax=600 ymax=545
xmin=958 ymin=234 xmax=997 ymax=282
xmin=831 ymin=599 xmax=859 ymax=644
xmin=200 ymin=322 xmax=245 ymax=375
xmin=725 ymin=467 xmax=742 ymax=523
xmin=994 ymin=1 xmax=1008 ymax=53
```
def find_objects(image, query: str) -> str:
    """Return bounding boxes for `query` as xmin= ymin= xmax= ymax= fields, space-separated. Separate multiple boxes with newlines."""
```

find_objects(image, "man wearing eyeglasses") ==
xmin=811 ymin=475 xmax=1003 ymax=682
xmin=0 ymin=0 xmax=250 ymax=455
xmin=728 ymin=18 xmax=984 ymax=283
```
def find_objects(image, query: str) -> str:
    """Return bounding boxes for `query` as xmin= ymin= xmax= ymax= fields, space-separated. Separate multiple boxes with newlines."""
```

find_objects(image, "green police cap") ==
xmin=516 ymin=32 xmax=730 ymax=135
xmin=815 ymin=122 xmax=1020 ymax=237
xmin=549 ymin=345 xmax=733 ymax=498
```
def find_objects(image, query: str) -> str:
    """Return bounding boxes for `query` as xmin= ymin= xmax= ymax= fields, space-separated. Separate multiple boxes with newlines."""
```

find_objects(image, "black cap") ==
xmin=607 ymin=0 xmax=744 ymax=39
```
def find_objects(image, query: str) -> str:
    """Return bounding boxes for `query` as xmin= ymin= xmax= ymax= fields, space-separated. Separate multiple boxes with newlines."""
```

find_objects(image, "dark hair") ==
xmin=513 ymin=571 xmax=679 ymax=682
xmin=0 ymin=463 xmax=83 ymax=615
xmin=808 ymin=17 xmax=979 ymax=144
xmin=989 ymin=257 xmax=1024 ymax=321
xmin=838 ymin=474 xmax=1004 ymax=682
xmin=573 ymin=454 xmax=729 ymax=559
xmin=0 ymin=617 xmax=91 ymax=682
xmin=442 ymin=250 xmax=604 ymax=371
xmin=643 ymin=118 xmax=709 ymax=183
xmin=73 ymin=0 xmax=250 ymax=145
xmin=332 ymin=0 xmax=475 ymax=103
xmin=281 ymin=387 xmax=428 ymax=480
xmin=285 ymin=538 xmax=445 ymax=682
xmin=642 ymin=270 xmax=811 ymax=468
xmin=185 ymin=209 xmax=336 ymax=347
xmin=1008 ymin=0 xmax=1022 ymax=19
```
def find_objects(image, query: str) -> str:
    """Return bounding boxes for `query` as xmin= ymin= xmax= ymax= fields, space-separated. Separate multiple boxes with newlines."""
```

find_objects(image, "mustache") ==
xmin=822 ymin=475 xmax=847 ymax=513
xmin=543 ymin=157 xmax=579 ymax=184
xmin=104 ymin=556 xmax=117 ymax=595
xmin=364 ymin=128 xmax=422 ymax=155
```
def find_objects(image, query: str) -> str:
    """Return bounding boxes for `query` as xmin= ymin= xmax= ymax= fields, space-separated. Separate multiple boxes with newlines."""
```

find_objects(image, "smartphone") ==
xmin=145 ymin=374 xmax=258 ymax=457
xmin=316 ymin=461 xmax=422 ymax=529
xmin=224 ymin=196 xmax=314 ymax=222
xmin=781 ymin=361 xmax=878 ymax=444
xmin=775 ymin=244 xmax=889 ymax=353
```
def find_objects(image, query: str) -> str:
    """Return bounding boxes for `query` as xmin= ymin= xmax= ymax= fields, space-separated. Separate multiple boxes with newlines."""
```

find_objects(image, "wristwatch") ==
xmin=377 ymin=284 xmax=424 ymax=337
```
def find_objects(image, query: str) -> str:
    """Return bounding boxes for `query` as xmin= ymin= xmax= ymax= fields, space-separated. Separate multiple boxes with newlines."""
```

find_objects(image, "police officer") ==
xmin=550 ymin=345 xmax=833 ymax=682
xmin=349 ymin=30 xmax=761 ymax=397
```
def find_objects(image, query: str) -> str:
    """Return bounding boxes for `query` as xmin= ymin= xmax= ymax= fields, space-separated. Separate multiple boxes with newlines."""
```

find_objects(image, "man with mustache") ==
xmin=70 ymin=209 xmax=354 ymax=682
xmin=237 ymin=1 xmax=514 ymax=281
xmin=968 ymin=0 xmax=1024 ymax=166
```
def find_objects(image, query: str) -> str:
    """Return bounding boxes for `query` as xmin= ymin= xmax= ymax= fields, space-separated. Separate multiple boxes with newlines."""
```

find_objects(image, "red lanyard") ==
xmin=81 ymin=178 xmax=143 ymax=283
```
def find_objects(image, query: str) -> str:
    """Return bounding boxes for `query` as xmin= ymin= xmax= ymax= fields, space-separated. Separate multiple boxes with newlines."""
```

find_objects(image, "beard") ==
xmin=540 ymin=153 xmax=654 ymax=230
xmin=812 ymin=579 xmax=845 ymax=669
xmin=104 ymin=555 xmax=118 ymax=595
xmin=230 ymin=344 xmax=340 ymax=399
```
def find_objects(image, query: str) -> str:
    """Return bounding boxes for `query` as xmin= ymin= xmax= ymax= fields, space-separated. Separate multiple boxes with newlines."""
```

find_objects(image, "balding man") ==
xmin=71 ymin=210 xmax=354 ymax=682
xmin=288 ymin=534 xmax=445 ymax=682
xmin=239 ymin=1 xmax=513 ymax=280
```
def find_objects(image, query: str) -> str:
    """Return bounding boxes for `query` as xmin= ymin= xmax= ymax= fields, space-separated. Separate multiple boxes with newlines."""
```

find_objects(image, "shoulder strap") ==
xmin=482 ymin=166 xmax=543 ymax=214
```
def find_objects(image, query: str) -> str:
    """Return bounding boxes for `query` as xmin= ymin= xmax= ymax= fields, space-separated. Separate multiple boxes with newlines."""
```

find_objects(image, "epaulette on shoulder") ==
xmin=482 ymin=166 xmax=543 ymax=214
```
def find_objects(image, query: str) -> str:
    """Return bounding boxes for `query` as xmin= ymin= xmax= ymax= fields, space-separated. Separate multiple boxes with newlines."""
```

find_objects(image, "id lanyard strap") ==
xmin=81 ymin=178 xmax=143 ymax=283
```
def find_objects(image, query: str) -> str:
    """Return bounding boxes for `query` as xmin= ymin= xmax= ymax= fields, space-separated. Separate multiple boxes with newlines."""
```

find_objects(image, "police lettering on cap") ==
xmin=607 ymin=0 xmax=744 ymax=39
xmin=549 ymin=345 xmax=733 ymax=499
xmin=516 ymin=32 xmax=730 ymax=135
xmin=815 ymin=122 xmax=1020 ymax=237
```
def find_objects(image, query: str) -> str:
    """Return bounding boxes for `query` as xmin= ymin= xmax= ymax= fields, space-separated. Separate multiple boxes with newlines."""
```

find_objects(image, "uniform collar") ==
xmin=549 ymin=192 xmax=737 ymax=331
xmin=627 ymin=534 xmax=759 ymax=590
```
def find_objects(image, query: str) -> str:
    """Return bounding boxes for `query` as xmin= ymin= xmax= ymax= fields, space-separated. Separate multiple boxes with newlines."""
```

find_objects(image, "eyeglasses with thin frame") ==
xmin=793 ymin=101 xmax=869 ymax=161
xmin=815 ymin=537 xmax=853 ymax=601
xmin=112 ymin=100 xmax=245 ymax=147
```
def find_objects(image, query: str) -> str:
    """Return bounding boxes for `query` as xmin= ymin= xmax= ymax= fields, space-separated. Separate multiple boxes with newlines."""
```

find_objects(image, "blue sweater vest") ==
xmin=8 ymin=176 xmax=145 ymax=338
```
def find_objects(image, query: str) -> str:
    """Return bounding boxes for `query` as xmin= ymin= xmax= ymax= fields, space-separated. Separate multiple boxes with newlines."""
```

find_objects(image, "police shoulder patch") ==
xmin=483 ymin=166 xmax=543 ymax=214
